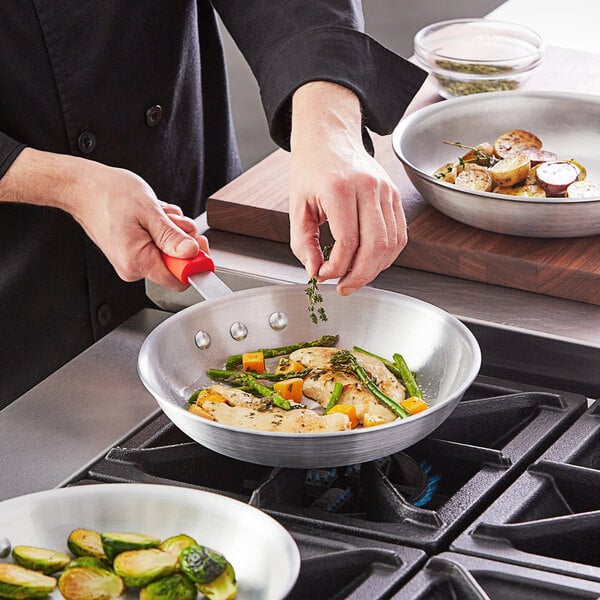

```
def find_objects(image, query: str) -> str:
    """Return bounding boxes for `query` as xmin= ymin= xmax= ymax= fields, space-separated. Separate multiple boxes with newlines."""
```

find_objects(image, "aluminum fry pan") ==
xmin=138 ymin=284 xmax=481 ymax=468
xmin=0 ymin=483 xmax=300 ymax=599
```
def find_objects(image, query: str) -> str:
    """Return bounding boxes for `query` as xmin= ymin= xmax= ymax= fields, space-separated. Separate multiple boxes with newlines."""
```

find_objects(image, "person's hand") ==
xmin=67 ymin=161 xmax=207 ymax=291
xmin=289 ymin=82 xmax=406 ymax=296
xmin=0 ymin=148 xmax=206 ymax=291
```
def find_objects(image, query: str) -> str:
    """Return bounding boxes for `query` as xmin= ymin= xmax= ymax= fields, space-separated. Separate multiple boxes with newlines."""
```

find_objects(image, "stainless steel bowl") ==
xmin=0 ymin=484 xmax=300 ymax=600
xmin=392 ymin=90 xmax=600 ymax=237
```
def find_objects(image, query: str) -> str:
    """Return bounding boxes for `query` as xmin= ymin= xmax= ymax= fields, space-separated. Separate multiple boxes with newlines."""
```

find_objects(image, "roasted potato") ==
xmin=493 ymin=184 xmax=546 ymax=197
xmin=566 ymin=180 xmax=600 ymax=198
xmin=433 ymin=162 xmax=459 ymax=183
xmin=455 ymin=168 xmax=493 ymax=192
xmin=488 ymin=154 xmax=531 ymax=187
xmin=433 ymin=130 xmax=598 ymax=199
xmin=493 ymin=129 xmax=542 ymax=158
xmin=461 ymin=142 xmax=494 ymax=165
xmin=535 ymin=160 xmax=580 ymax=196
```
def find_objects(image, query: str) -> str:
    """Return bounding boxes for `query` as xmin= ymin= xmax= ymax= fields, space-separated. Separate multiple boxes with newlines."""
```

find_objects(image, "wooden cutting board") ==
xmin=207 ymin=46 xmax=600 ymax=305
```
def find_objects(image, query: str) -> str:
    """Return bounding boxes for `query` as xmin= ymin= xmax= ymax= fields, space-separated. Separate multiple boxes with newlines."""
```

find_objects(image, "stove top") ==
xmin=66 ymin=321 xmax=600 ymax=598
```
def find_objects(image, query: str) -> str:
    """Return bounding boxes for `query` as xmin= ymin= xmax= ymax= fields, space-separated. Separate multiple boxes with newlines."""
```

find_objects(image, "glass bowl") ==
xmin=414 ymin=18 xmax=544 ymax=98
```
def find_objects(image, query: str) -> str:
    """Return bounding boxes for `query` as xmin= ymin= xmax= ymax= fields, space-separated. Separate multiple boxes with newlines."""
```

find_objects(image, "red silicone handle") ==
xmin=161 ymin=248 xmax=215 ymax=284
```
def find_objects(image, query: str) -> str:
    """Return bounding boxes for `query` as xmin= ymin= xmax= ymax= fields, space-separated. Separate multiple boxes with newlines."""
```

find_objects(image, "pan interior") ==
xmin=139 ymin=284 xmax=480 ymax=416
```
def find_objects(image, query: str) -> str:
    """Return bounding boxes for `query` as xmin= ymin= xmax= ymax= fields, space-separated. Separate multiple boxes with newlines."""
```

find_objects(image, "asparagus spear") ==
xmin=392 ymin=353 xmax=423 ymax=399
xmin=225 ymin=335 xmax=339 ymax=369
xmin=330 ymin=350 xmax=409 ymax=418
xmin=324 ymin=381 xmax=344 ymax=414
xmin=207 ymin=367 xmax=311 ymax=382
xmin=352 ymin=346 xmax=404 ymax=380
xmin=353 ymin=346 xmax=423 ymax=399
xmin=206 ymin=370 xmax=303 ymax=410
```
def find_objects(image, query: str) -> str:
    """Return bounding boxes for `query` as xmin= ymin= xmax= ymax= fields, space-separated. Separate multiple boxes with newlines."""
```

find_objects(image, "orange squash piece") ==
xmin=400 ymin=396 xmax=428 ymax=415
xmin=242 ymin=351 xmax=265 ymax=373
xmin=273 ymin=378 xmax=304 ymax=403
xmin=196 ymin=389 xmax=227 ymax=404
xmin=275 ymin=357 xmax=305 ymax=374
xmin=328 ymin=404 xmax=358 ymax=428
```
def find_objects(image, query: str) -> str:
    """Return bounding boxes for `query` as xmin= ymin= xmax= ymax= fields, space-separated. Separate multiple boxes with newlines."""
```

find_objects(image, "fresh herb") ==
xmin=443 ymin=141 xmax=500 ymax=168
xmin=306 ymin=245 xmax=332 ymax=324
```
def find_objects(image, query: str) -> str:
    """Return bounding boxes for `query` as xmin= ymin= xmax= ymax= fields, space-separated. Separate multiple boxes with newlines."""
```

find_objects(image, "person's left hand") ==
xmin=289 ymin=82 xmax=406 ymax=296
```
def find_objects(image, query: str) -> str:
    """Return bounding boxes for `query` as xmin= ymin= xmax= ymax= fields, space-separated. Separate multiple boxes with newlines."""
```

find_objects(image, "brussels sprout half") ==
xmin=197 ymin=561 xmax=238 ymax=600
xmin=12 ymin=545 xmax=71 ymax=575
xmin=66 ymin=556 xmax=112 ymax=571
xmin=113 ymin=548 xmax=178 ymax=588
xmin=58 ymin=566 xmax=124 ymax=600
xmin=139 ymin=572 xmax=197 ymax=600
xmin=101 ymin=532 xmax=161 ymax=562
xmin=0 ymin=563 xmax=57 ymax=599
xmin=179 ymin=544 xmax=227 ymax=585
xmin=67 ymin=529 xmax=107 ymax=560
xmin=159 ymin=534 xmax=197 ymax=559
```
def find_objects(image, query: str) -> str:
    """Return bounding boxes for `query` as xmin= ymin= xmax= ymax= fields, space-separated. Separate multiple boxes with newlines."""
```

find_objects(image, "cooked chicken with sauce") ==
xmin=188 ymin=342 xmax=426 ymax=433
xmin=290 ymin=347 xmax=405 ymax=424
xmin=198 ymin=400 xmax=351 ymax=432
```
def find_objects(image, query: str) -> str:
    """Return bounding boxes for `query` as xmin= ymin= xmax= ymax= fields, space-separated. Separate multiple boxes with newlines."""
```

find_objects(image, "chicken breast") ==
xmin=201 ymin=402 xmax=351 ymax=433
xmin=290 ymin=347 xmax=405 ymax=424
xmin=201 ymin=383 xmax=270 ymax=410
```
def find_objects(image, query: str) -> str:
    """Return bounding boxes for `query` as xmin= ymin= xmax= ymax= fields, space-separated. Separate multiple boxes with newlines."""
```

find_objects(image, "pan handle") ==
xmin=161 ymin=248 xmax=215 ymax=285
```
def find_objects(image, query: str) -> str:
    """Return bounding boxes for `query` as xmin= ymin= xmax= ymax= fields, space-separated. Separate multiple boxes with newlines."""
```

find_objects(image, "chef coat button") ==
xmin=77 ymin=131 xmax=96 ymax=154
xmin=146 ymin=105 xmax=163 ymax=127
xmin=97 ymin=303 xmax=112 ymax=327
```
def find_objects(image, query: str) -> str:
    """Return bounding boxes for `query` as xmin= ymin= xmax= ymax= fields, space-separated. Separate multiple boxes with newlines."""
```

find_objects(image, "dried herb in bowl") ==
xmin=435 ymin=60 xmax=519 ymax=95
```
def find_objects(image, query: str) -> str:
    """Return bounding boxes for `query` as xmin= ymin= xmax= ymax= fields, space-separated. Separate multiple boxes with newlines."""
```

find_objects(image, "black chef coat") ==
xmin=0 ymin=0 xmax=426 ymax=408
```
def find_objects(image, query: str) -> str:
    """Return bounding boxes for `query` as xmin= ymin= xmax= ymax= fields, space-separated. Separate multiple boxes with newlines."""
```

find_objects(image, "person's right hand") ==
xmin=0 ymin=148 xmax=204 ymax=291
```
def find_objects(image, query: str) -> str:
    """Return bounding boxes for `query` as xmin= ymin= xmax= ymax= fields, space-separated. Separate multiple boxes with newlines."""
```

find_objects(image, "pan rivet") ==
xmin=230 ymin=322 xmax=248 ymax=341
xmin=194 ymin=331 xmax=212 ymax=349
xmin=269 ymin=312 xmax=288 ymax=330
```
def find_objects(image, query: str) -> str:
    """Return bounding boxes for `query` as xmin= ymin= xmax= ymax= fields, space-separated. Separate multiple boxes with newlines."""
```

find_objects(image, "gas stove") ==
xmin=64 ymin=319 xmax=600 ymax=599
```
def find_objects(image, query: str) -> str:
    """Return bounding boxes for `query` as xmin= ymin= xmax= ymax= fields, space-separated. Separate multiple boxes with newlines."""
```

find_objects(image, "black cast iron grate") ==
xmin=79 ymin=375 xmax=586 ymax=554
xmin=451 ymin=398 xmax=600 ymax=582
xmin=390 ymin=552 xmax=600 ymax=599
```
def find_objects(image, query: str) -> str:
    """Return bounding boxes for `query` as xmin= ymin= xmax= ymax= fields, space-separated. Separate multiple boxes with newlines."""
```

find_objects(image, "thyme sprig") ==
xmin=306 ymin=245 xmax=332 ymax=324
xmin=442 ymin=141 xmax=501 ymax=168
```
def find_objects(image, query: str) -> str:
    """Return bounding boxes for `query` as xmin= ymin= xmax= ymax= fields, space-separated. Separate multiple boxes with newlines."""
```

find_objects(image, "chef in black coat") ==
xmin=0 ymin=1 xmax=425 ymax=408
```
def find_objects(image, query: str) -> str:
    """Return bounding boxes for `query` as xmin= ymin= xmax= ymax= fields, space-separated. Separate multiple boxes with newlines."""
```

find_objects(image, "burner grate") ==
xmin=452 ymin=399 xmax=600 ymax=580
xmin=391 ymin=552 xmax=600 ymax=599
xmin=78 ymin=376 xmax=587 ymax=554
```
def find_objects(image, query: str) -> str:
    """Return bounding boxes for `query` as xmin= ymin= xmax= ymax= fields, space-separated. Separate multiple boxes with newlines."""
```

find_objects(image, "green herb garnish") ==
xmin=306 ymin=245 xmax=332 ymax=324
xmin=443 ymin=141 xmax=500 ymax=168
